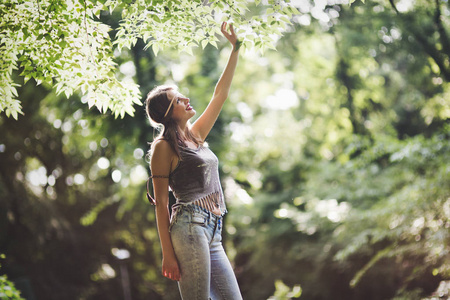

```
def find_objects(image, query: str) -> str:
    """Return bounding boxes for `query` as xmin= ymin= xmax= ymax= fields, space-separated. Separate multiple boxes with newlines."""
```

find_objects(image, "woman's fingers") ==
xmin=163 ymin=266 xmax=181 ymax=281
xmin=229 ymin=23 xmax=235 ymax=36
xmin=173 ymin=268 xmax=181 ymax=281
xmin=221 ymin=21 xmax=237 ymax=46
xmin=221 ymin=22 xmax=233 ymax=36
xmin=221 ymin=21 xmax=226 ymax=33
xmin=168 ymin=270 xmax=180 ymax=281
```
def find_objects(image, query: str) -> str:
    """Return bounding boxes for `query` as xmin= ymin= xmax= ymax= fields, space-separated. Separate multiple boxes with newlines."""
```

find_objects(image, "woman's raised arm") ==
xmin=192 ymin=22 xmax=240 ymax=141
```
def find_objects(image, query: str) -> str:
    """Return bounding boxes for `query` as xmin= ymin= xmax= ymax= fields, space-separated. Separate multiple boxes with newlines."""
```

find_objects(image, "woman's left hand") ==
xmin=221 ymin=22 xmax=239 ymax=50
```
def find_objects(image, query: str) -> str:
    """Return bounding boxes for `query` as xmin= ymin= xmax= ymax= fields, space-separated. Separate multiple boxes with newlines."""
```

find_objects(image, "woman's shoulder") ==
xmin=151 ymin=139 xmax=174 ymax=156
xmin=152 ymin=138 xmax=169 ymax=148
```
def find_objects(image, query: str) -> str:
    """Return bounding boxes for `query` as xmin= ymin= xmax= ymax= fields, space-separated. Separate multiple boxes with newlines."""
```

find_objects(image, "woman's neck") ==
xmin=177 ymin=125 xmax=187 ymax=140
xmin=176 ymin=119 xmax=188 ymax=131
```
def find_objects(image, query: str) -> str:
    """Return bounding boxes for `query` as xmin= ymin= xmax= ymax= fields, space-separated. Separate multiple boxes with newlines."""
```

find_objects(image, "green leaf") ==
xmin=11 ymin=110 xmax=18 ymax=120
xmin=201 ymin=39 xmax=208 ymax=49
xmin=288 ymin=6 xmax=300 ymax=15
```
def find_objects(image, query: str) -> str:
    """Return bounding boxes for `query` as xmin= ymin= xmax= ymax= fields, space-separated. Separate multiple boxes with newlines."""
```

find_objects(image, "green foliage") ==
xmin=0 ymin=0 xmax=141 ymax=119
xmin=114 ymin=0 xmax=299 ymax=55
xmin=0 ymin=0 xmax=299 ymax=119
xmin=268 ymin=280 xmax=302 ymax=300
xmin=331 ymin=132 xmax=450 ymax=287
xmin=0 ymin=255 xmax=24 ymax=300
xmin=220 ymin=0 xmax=450 ymax=298
xmin=0 ymin=275 xmax=24 ymax=300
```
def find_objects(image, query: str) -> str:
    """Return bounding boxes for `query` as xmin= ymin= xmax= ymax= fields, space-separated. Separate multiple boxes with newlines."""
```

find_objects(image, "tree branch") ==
xmin=222 ymin=0 xmax=246 ymax=22
xmin=434 ymin=0 xmax=450 ymax=56
xmin=83 ymin=0 xmax=96 ymax=68
xmin=413 ymin=31 xmax=450 ymax=81
xmin=388 ymin=0 xmax=450 ymax=81
xmin=388 ymin=0 xmax=399 ymax=14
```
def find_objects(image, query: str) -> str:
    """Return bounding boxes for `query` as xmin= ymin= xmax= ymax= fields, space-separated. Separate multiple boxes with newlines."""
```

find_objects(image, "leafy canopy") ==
xmin=0 ymin=0 xmax=300 ymax=119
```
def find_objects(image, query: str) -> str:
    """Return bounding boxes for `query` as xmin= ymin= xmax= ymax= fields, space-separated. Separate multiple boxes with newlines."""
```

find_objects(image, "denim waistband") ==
xmin=175 ymin=203 xmax=222 ymax=221
xmin=170 ymin=203 xmax=222 ymax=232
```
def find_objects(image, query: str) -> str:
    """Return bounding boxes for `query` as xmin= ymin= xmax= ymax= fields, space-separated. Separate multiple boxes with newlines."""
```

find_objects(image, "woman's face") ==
xmin=166 ymin=90 xmax=196 ymax=123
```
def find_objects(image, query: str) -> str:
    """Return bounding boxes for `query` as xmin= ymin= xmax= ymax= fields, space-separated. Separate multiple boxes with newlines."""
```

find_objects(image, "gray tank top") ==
xmin=169 ymin=145 xmax=227 ymax=215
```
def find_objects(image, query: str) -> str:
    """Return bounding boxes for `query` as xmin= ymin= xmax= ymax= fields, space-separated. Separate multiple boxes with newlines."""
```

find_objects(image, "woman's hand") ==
xmin=221 ymin=22 xmax=240 ymax=51
xmin=162 ymin=255 xmax=181 ymax=281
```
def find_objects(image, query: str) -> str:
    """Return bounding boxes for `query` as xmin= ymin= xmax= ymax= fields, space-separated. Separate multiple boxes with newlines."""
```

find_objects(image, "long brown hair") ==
xmin=145 ymin=85 xmax=203 ymax=159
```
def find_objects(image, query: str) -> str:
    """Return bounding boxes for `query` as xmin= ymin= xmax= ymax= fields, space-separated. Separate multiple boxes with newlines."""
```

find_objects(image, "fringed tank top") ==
xmin=169 ymin=145 xmax=227 ymax=215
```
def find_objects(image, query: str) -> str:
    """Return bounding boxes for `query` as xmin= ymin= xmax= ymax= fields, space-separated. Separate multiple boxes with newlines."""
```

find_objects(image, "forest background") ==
xmin=1 ymin=0 xmax=449 ymax=299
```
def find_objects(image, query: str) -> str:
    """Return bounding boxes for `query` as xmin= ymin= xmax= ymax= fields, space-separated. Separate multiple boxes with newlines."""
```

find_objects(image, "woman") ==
xmin=145 ymin=22 xmax=242 ymax=300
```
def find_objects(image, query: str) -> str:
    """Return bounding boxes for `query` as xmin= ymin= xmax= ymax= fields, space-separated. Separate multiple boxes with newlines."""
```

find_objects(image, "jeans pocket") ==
xmin=190 ymin=215 xmax=206 ymax=226
xmin=168 ymin=210 xmax=184 ymax=232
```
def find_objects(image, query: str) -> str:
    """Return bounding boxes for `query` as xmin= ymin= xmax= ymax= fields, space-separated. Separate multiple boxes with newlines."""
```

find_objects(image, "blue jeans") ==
xmin=170 ymin=204 xmax=242 ymax=300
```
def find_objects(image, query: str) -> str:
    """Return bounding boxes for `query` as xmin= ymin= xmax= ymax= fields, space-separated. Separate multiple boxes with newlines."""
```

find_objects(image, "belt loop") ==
xmin=169 ymin=207 xmax=180 ymax=232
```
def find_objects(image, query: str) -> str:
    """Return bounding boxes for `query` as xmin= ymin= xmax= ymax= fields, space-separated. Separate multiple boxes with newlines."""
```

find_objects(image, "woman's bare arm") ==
xmin=151 ymin=140 xmax=180 ymax=281
xmin=192 ymin=22 xmax=240 ymax=141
